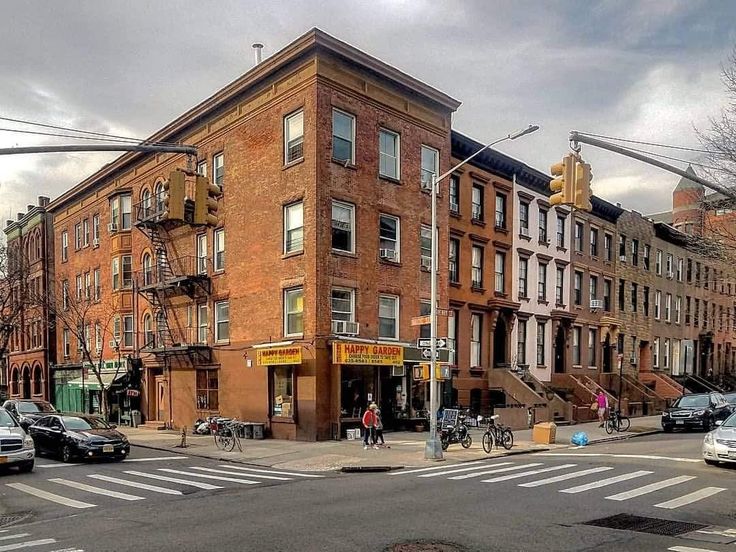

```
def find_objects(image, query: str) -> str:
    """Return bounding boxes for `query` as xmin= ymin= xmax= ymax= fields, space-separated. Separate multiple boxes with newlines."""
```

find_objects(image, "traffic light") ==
xmin=413 ymin=364 xmax=430 ymax=381
xmin=193 ymin=175 xmax=222 ymax=226
xmin=550 ymin=153 xmax=575 ymax=206
xmin=413 ymin=363 xmax=451 ymax=381
xmin=573 ymin=160 xmax=593 ymax=211
xmin=163 ymin=171 xmax=186 ymax=221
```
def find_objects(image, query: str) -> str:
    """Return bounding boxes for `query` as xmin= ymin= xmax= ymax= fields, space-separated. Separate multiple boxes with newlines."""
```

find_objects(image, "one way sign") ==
xmin=421 ymin=348 xmax=441 ymax=360
xmin=417 ymin=338 xmax=447 ymax=349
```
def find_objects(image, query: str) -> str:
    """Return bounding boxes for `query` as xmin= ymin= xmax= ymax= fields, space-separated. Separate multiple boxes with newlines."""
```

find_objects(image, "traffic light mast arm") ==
xmin=569 ymin=131 xmax=736 ymax=202
xmin=0 ymin=144 xmax=197 ymax=156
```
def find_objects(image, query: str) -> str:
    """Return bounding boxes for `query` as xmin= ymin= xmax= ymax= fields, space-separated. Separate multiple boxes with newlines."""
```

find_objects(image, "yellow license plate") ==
xmin=103 ymin=445 xmax=114 ymax=453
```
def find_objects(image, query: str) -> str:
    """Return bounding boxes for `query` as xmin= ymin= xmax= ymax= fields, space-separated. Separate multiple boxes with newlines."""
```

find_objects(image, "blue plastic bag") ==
xmin=570 ymin=431 xmax=589 ymax=446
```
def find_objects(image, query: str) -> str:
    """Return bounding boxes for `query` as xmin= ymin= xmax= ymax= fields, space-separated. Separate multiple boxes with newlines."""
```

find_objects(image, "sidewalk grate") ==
xmin=583 ymin=513 xmax=706 ymax=536
xmin=0 ymin=512 xmax=32 ymax=528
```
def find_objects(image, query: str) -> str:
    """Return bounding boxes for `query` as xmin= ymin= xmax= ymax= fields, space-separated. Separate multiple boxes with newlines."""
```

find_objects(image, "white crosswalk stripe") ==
xmin=48 ymin=479 xmax=144 ymax=501
xmin=196 ymin=466 xmax=291 ymax=481
xmin=389 ymin=460 xmax=490 ymax=476
xmin=417 ymin=462 xmax=513 ymax=478
xmin=0 ymin=535 xmax=29 ymax=542
xmin=606 ymin=475 xmax=696 ymax=501
xmin=668 ymin=547 xmax=723 ymax=552
xmin=214 ymin=465 xmax=324 ymax=478
xmin=449 ymin=463 xmax=543 ymax=481
xmin=0 ymin=539 xmax=57 ymax=551
xmin=6 ymin=483 xmax=96 ymax=509
xmin=559 ymin=470 xmax=653 ymax=494
xmin=519 ymin=466 xmax=614 ymax=488
xmin=88 ymin=474 xmax=183 ymax=495
xmin=481 ymin=464 xmax=577 ymax=484
xmin=655 ymin=487 xmax=726 ymax=509
xmin=123 ymin=470 xmax=223 ymax=490
xmin=157 ymin=468 xmax=259 ymax=484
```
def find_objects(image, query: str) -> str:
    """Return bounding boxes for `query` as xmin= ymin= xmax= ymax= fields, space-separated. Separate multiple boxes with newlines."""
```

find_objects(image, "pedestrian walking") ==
xmin=374 ymin=408 xmax=385 ymax=446
xmin=596 ymin=390 xmax=609 ymax=427
xmin=362 ymin=403 xmax=378 ymax=449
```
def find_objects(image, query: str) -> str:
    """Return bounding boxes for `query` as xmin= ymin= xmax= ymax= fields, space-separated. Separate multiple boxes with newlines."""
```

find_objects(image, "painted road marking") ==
xmin=0 ymin=535 xmax=29 ymax=542
xmin=123 ymin=470 xmax=222 ymax=490
xmin=88 ymin=474 xmax=183 ymax=495
xmin=157 ymin=468 xmax=259 ymax=485
xmin=194 ymin=466 xmax=291 ymax=481
xmin=655 ymin=487 xmax=726 ymax=509
xmin=390 ymin=460 xmax=490 ymax=476
xmin=0 ymin=539 xmax=57 ymax=551
xmin=122 ymin=456 xmax=188 ymax=462
xmin=606 ymin=475 xmax=696 ymax=501
xmin=449 ymin=463 xmax=544 ymax=481
xmin=669 ymin=547 xmax=722 ymax=552
xmin=519 ymin=466 xmax=614 ymax=488
xmin=417 ymin=462 xmax=513 ymax=478
xmin=6 ymin=483 xmax=96 ymax=509
xmin=559 ymin=470 xmax=653 ymax=494
xmin=538 ymin=453 xmax=701 ymax=463
xmin=36 ymin=464 xmax=83 ymax=469
xmin=48 ymin=479 xmax=144 ymax=501
xmin=213 ymin=465 xmax=325 ymax=478
xmin=481 ymin=464 xmax=577 ymax=484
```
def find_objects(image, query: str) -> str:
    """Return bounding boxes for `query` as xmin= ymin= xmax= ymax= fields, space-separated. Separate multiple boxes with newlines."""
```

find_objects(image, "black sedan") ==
xmin=662 ymin=392 xmax=733 ymax=432
xmin=29 ymin=415 xmax=130 ymax=462
xmin=2 ymin=399 xmax=57 ymax=430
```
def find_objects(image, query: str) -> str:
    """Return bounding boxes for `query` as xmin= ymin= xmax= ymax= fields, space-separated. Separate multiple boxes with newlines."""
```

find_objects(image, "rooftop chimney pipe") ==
xmin=252 ymin=43 xmax=264 ymax=66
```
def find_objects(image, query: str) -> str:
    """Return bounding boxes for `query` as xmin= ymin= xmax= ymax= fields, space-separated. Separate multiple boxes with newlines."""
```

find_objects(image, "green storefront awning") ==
xmin=66 ymin=372 xmax=124 ymax=390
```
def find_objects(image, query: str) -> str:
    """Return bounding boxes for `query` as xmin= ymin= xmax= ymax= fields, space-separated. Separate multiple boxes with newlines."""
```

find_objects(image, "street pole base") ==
xmin=424 ymin=435 xmax=444 ymax=461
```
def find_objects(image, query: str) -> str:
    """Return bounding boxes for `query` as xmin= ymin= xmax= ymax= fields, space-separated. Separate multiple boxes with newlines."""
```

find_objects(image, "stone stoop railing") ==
xmin=599 ymin=373 xmax=666 ymax=416
xmin=639 ymin=372 xmax=684 ymax=405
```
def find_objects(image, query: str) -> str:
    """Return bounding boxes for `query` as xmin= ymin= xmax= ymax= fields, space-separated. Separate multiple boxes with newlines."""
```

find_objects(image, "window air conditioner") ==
xmin=420 ymin=256 xmax=432 ymax=271
xmin=449 ymin=201 xmax=459 ymax=213
xmin=379 ymin=248 xmax=398 ymax=262
xmin=332 ymin=320 xmax=359 ymax=335
xmin=590 ymin=299 xmax=604 ymax=310
xmin=619 ymin=255 xmax=627 ymax=262
xmin=107 ymin=222 xmax=118 ymax=234
xmin=92 ymin=238 xmax=100 ymax=248
xmin=520 ymin=226 xmax=530 ymax=237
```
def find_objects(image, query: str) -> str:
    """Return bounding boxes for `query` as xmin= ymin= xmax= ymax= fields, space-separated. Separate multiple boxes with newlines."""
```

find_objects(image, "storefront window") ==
xmin=341 ymin=365 xmax=376 ymax=419
xmin=271 ymin=366 xmax=294 ymax=418
xmin=196 ymin=369 xmax=219 ymax=410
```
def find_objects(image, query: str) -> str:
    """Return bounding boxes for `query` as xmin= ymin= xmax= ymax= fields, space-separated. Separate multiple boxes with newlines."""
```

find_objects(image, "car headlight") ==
xmin=693 ymin=410 xmax=706 ymax=416
xmin=704 ymin=432 xmax=714 ymax=445
xmin=23 ymin=436 xmax=34 ymax=448
xmin=662 ymin=412 xmax=670 ymax=417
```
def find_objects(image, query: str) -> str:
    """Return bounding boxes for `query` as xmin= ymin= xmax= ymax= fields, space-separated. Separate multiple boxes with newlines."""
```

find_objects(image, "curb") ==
xmin=340 ymin=466 xmax=402 ymax=473
xmin=574 ymin=429 xmax=663 ymax=447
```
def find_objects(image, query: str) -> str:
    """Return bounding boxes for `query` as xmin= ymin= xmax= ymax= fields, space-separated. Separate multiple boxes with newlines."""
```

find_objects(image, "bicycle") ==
xmin=605 ymin=409 xmax=631 ymax=434
xmin=211 ymin=417 xmax=244 ymax=452
xmin=481 ymin=414 xmax=514 ymax=452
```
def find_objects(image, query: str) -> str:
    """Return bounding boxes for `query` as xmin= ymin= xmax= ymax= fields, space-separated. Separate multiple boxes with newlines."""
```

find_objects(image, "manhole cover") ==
xmin=387 ymin=541 xmax=466 ymax=552
xmin=0 ymin=512 xmax=32 ymax=528
xmin=583 ymin=513 xmax=706 ymax=536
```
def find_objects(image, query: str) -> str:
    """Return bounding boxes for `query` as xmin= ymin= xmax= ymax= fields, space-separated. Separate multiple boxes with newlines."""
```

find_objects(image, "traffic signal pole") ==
xmin=0 ymin=144 xmax=197 ymax=157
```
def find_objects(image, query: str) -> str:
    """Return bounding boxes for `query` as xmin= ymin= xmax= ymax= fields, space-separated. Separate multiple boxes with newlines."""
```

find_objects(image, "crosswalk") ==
xmin=6 ymin=464 xmax=323 ymax=511
xmin=390 ymin=459 xmax=726 ymax=511
xmin=0 ymin=528 xmax=79 ymax=552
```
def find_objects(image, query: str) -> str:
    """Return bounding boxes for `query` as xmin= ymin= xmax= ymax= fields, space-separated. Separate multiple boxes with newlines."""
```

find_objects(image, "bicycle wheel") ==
xmin=461 ymin=434 xmax=472 ymax=449
xmin=223 ymin=428 xmax=237 ymax=452
xmin=216 ymin=429 xmax=233 ymax=451
xmin=500 ymin=429 xmax=514 ymax=450
xmin=619 ymin=416 xmax=631 ymax=432
xmin=440 ymin=436 xmax=449 ymax=451
xmin=605 ymin=419 xmax=615 ymax=434
xmin=482 ymin=431 xmax=495 ymax=454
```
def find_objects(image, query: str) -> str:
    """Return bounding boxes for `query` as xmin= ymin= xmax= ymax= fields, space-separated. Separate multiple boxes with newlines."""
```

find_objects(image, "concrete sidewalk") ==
xmin=121 ymin=415 xmax=662 ymax=472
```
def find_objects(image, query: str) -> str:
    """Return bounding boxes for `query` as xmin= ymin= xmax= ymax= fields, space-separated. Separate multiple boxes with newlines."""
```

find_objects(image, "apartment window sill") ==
xmin=495 ymin=226 xmax=509 ymax=235
xmin=557 ymin=246 xmax=567 ymax=253
xmin=282 ymin=250 xmax=305 ymax=260
xmin=331 ymin=158 xmax=357 ymax=171
xmin=519 ymin=234 xmax=532 ymax=242
xmin=538 ymin=299 xmax=549 ymax=306
xmin=332 ymin=249 xmax=357 ymax=259
xmin=449 ymin=281 xmax=461 ymax=289
xmin=494 ymin=291 xmax=507 ymax=298
xmin=450 ymin=211 xmax=461 ymax=219
xmin=379 ymin=258 xmax=402 ymax=268
xmin=283 ymin=157 xmax=305 ymax=171
xmin=471 ymin=219 xmax=486 ymax=227
xmin=379 ymin=175 xmax=402 ymax=186
xmin=471 ymin=286 xmax=486 ymax=294
xmin=538 ymin=240 xmax=550 ymax=247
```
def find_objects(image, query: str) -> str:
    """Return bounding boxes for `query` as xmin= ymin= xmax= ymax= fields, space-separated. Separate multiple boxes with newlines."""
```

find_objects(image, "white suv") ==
xmin=0 ymin=407 xmax=35 ymax=472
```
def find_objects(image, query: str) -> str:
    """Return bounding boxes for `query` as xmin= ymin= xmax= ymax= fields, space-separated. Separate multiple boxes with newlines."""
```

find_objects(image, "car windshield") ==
xmin=17 ymin=402 xmax=56 ymax=414
xmin=62 ymin=416 xmax=111 ymax=430
xmin=725 ymin=393 xmax=736 ymax=403
xmin=721 ymin=413 xmax=736 ymax=428
xmin=673 ymin=395 xmax=710 ymax=408
xmin=0 ymin=410 xmax=18 ymax=427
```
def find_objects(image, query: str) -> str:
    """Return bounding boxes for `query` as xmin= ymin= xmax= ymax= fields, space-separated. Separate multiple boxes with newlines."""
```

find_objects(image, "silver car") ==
xmin=703 ymin=412 xmax=736 ymax=466
xmin=0 ymin=407 xmax=35 ymax=472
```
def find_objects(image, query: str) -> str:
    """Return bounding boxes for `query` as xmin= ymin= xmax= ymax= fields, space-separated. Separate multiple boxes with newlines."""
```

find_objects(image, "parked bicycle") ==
xmin=605 ymin=410 xmax=631 ymax=434
xmin=480 ymin=414 xmax=514 ymax=452
xmin=210 ymin=417 xmax=244 ymax=452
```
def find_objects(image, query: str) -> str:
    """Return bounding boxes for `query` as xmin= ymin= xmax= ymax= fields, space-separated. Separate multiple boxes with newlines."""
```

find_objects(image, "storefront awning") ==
xmin=65 ymin=372 xmax=125 ymax=390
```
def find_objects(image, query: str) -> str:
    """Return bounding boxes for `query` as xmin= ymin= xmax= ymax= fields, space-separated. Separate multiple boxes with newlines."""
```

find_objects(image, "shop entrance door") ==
xmin=379 ymin=366 xmax=404 ymax=430
xmin=155 ymin=376 xmax=167 ymax=422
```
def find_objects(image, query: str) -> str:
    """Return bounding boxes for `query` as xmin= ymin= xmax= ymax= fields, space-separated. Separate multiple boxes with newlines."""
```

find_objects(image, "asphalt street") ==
xmin=0 ymin=431 xmax=734 ymax=552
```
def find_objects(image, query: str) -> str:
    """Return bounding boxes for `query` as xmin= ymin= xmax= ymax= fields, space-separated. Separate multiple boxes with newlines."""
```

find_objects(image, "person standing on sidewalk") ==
xmin=374 ymin=408 xmax=385 ymax=447
xmin=596 ymin=391 xmax=609 ymax=427
xmin=362 ymin=403 xmax=377 ymax=449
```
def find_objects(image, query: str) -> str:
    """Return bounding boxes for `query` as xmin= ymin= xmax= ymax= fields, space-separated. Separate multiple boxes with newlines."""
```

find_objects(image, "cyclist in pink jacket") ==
xmin=597 ymin=391 xmax=609 ymax=427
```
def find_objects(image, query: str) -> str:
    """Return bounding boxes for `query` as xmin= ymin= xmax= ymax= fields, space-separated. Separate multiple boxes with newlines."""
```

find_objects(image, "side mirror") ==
xmin=715 ymin=420 xmax=723 ymax=426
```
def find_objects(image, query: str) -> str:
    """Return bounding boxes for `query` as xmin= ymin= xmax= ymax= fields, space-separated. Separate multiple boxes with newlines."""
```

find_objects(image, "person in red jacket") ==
xmin=362 ymin=403 xmax=378 ymax=449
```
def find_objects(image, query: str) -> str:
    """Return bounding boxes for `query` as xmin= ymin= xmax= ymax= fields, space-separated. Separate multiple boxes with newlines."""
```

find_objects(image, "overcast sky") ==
xmin=1 ymin=0 xmax=735 ymax=221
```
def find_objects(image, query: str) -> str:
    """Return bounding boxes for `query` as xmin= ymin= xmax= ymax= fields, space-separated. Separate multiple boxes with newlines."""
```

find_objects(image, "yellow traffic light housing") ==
xmin=413 ymin=363 xmax=450 ymax=381
xmin=574 ymin=160 xmax=593 ymax=212
xmin=550 ymin=153 xmax=575 ymax=206
xmin=163 ymin=171 xmax=186 ymax=221
xmin=193 ymin=176 xmax=222 ymax=226
xmin=413 ymin=364 xmax=430 ymax=381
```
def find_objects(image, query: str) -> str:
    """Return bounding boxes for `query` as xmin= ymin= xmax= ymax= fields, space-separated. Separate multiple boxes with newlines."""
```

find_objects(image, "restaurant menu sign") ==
xmin=332 ymin=342 xmax=404 ymax=365
xmin=257 ymin=346 xmax=302 ymax=366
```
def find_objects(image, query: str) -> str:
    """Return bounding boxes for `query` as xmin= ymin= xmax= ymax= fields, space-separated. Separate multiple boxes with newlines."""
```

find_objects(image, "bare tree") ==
xmin=0 ymin=244 xmax=33 ymax=393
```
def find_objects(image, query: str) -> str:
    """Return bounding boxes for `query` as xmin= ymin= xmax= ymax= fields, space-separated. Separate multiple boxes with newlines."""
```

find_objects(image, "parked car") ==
xmin=662 ymin=392 xmax=733 ymax=432
xmin=29 ymin=415 xmax=129 ymax=463
xmin=703 ymin=412 xmax=736 ymax=466
xmin=2 ymin=399 xmax=58 ymax=430
xmin=723 ymin=392 xmax=736 ymax=407
xmin=0 ymin=407 xmax=35 ymax=473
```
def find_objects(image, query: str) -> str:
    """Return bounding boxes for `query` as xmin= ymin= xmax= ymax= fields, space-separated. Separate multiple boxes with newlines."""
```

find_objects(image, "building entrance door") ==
xmin=602 ymin=335 xmax=612 ymax=373
xmin=554 ymin=325 xmax=565 ymax=374
xmin=155 ymin=376 xmax=167 ymax=422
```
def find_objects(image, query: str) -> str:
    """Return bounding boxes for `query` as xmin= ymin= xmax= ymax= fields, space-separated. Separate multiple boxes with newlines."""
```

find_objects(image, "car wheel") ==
xmin=61 ymin=444 xmax=75 ymax=463
xmin=17 ymin=460 xmax=34 ymax=473
xmin=704 ymin=459 xmax=719 ymax=466
xmin=663 ymin=424 xmax=673 ymax=433
xmin=704 ymin=417 xmax=715 ymax=431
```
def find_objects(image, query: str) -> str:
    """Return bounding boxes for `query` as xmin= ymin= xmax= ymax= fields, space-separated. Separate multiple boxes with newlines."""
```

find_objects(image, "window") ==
xmin=143 ymin=314 xmax=154 ymax=348
xmin=121 ymin=195 xmax=131 ymax=230
xmin=332 ymin=109 xmax=355 ymax=163
xmin=643 ymin=286 xmax=650 ymax=316
xmin=574 ymin=222 xmax=583 ymax=252
xmin=214 ymin=229 xmax=225 ymax=271
xmin=655 ymin=250 xmax=663 ymax=275
xmin=495 ymin=251 xmax=505 ymax=293
xmin=655 ymin=290 xmax=661 ymax=319
xmin=197 ymin=234 xmax=208 ymax=275
xmin=448 ymin=311 xmax=457 ymax=365
xmin=112 ymin=258 xmax=120 ymax=290
xmin=471 ymin=185 xmax=483 ymax=221
xmin=284 ymin=288 xmax=303 ymax=337
xmin=284 ymin=110 xmax=304 ymax=164
xmin=61 ymin=231 xmax=68 ymax=261
xmin=213 ymin=152 xmax=224 ymax=189
xmin=84 ymin=272 xmax=91 ymax=300
xmin=420 ymin=225 xmax=432 ymax=267
xmin=95 ymin=323 xmax=102 ymax=352
xmin=631 ymin=239 xmax=639 ymax=266
xmin=686 ymin=296 xmax=691 ymax=324
xmin=603 ymin=279 xmax=612 ymax=312
xmin=537 ymin=262 xmax=547 ymax=301
xmin=694 ymin=298 xmax=700 ymax=326
xmin=379 ymin=214 xmax=400 ymax=261
xmin=419 ymin=301 xmax=431 ymax=339
xmin=590 ymin=275 xmax=598 ymax=304
xmin=331 ymin=288 xmax=354 ymax=322
xmin=517 ymin=319 xmax=527 ymax=366
xmin=196 ymin=369 xmax=219 ymax=411
xmin=518 ymin=257 xmax=528 ymax=298
xmin=378 ymin=295 xmax=399 ymax=340
xmin=653 ymin=337 xmax=660 ymax=368
xmin=572 ymin=326 xmax=581 ymax=365
xmin=588 ymin=328 xmax=597 ymax=366
xmin=618 ymin=279 xmax=625 ymax=311
xmin=379 ymin=129 xmax=400 ymax=179
xmin=420 ymin=145 xmax=438 ymax=192
xmin=141 ymin=189 xmax=152 ymax=218
xmin=519 ymin=202 xmax=529 ymax=233
xmin=63 ymin=329 xmax=70 ymax=358
xmin=76 ymin=275 xmax=82 ymax=300
xmin=283 ymin=202 xmax=304 ymax=254
xmin=590 ymin=228 xmax=598 ymax=257
xmin=75 ymin=223 xmax=82 ymax=250
xmin=449 ymin=238 xmax=459 ymax=283
xmin=495 ymin=194 xmax=506 ymax=229
xmin=677 ymin=258 xmax=683 ymax=281
xmin=631 ymin=282 xmax=638 ymax=312
xmin=675 ymin=296 xmax=682 ymax=324
xmin=197 ymin=304 xmax=208 ymax=344
xmin=331 ymin=200 xmax=354 ymax=253
xmin=271 ymin=366 xmax=293 ymax=417
xmin=619 ymin=235 xmax=626 ymax=259
xmin=537 ymin=322 xmax=546 ymax=366
xmin=154 ymin=181 xmax=166 ymax=214
xmin=94 ymin=269 xmax=100 ymax=300
xmin=556 ymin=266 xmax=565 ymax=305
xmin=112 ymin=316 xmax=121 ymax=346
xmin=573 ymin=271 xmax=583 ymax=306
xmin=643 ymin=244 xmax=651 ymax=270
xmin=92 ymin=215 xmax=100 ymax=242
xmin=83 ymin=219 xmax=89 ymax=247
xmin=604 ymin=233 xmax=612 ymax=262
xmin=704 ymin=266 xmax=710 ymax=289
xmin=123 ymin=315 xmax=133 ymax=348
xmin=538 ymin=209 xmax=548 ymax=242
xmin=122 ymin=255 xmax=132 ymax=288
xmin=214 ymin=300 xmax=229 ymax=342
xmin=687 ymin=259 xmax=693 ymax=282
xmin=665 ymin=293 xmax=672 ymax=322
xmin=471 ymin=246 xmax=483 ymax=288
xmin=556 ymin=216 xmax=566 ymax=248
xmin=663 ymin=338 xmax=670 ymax=369
xmin=197 ymin=160 xmax=207 ymax=177
xmin=470 ymin=313 xmax=482 ymax=367
xmin=695 ymin=262 xmax=701 ymax=285
xmin=667 ymin=254 xmax=674 ymax=278
xmin=449 ymin=175 xmax=459 ymax=213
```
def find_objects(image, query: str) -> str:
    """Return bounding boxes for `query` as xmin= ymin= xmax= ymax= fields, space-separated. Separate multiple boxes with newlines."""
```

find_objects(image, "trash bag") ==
xmin=570 ymin=431 xmax=589 ymax=446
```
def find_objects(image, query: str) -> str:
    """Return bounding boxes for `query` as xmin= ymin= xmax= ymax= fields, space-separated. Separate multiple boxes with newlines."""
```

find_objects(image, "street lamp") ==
xmin=425 ymin=124 xmax=540 ymax=460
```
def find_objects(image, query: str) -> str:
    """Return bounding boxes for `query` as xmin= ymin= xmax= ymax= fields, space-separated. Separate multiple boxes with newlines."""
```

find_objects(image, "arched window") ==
xmin=142 ymin=253 xmax=153 ymax=286
xmin=32 ymin=365 xmax=43 ymax=396
xmin=156 ymin=310 xmax=167 ymax=347
xmin=10 ymin=367 xmax=19 ymax=396
xmin=143 ymin=313 xmax=154 ymax=348
xmin=141 ymin=188 xmax=152 ymax=218
xmin=21 ymin=365 xmax=31 ymax=399
xmin=36 ymin=230 xmax=42 ymax=259
xmin=154 ymin=181 xmax=166 ymax=214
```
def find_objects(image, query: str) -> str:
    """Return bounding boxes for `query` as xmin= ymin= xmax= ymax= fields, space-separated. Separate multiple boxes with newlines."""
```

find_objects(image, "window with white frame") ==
xmin=284 ymin=110 xmax=304 ymax=164
xmin=284 ymin=201 xmax=304 ymax=254
xmin=63 ymin=328 xmax=70 ymax=358
xmin=331 ymin=200 xmax=354 ymax=253
xmin=573 ymin=271 xmax=582 ymax=305
xmin=666 ymin=254 xmax=673 ymax=276
xmin=214 ymin=300 xmax=229 ymax=342
xmin=449 ymin=175 xmax=459 ymax=213
xmin=572 ymin=326 xmax=581 ymax=365
xmin=518 ymin=256 xmax=528 ymax=298
xmin=121 ymin=195 xmax=131 ymax=230
xmin=95 ymin=323 xmax=102 ymax=352
xmin=675 ymin=295 xmax=682 ymax=324
xmin=677 ymin=258 xmax=683 ymax=281
xmin=556 ymin=216 xmax=566 ymax=248
xmin=655 ymin=290 xmax=661 ymax=319
xmin=449 ymin=238 xmax=459 ymax=283
xmin=123 ymin=315 xmax=134 ymax=348
xmin=470 ymin=313 xmax=481 ymax=368
xmin=590 ymin=275 xmax=598 ymax=303
xmin=197 ymin=234 xmax=208 ymax=275
xmin=112 ymin=258 xmax=120 ymax=290
xmin=656 ymin=250 xmax=663 ymax=275
xmin=517 ymin=318 xmax=527 ymax=365
xmin=420 ymin=225 xmax=432 ymax=267
xmin=332 ymin=109 xmax=355 ymax=164
xmin=76 ymin=275 xmax=82 ymax=300
xmin=379 ymin=214 xmax=400 ymax=261
xmin=538 ymin=209 xmax=548 ymax=242
xmin=663 ymin=338 xmax=670 ymax=368
xmin=420 ymin=145 xmax=438 ymax=192
xmin=213 ymin=152 xmax=224 ymax=189
xmin=471 ymin=185 xmax=483 ymax=221
xmin=665 ymin=293 xmax=672 ymax=321
xmin=122 ymin=255 xmax=132 ymax=288
xmin=556 ymin=266 xmax=565 ymax=305
xmin=495 ymin=251 xmax=505 ymax=293
xmin=92 ymin=214 xmax=100 ymax=241
xmin=84 ymin=272 xmax=91 ymax=300
xmin=94 ymin=269 xmax=100 ymax=300
xmin=143 ymin=314 xmax=154 ymax=348
xmin=214 ymin=228 xmax=225 ymax=271
xmin=284 ymin=288 xmax=303 ymax=337
xmin=379 ymin=128 xmax=400 ymax=179
xmin=331 ymin=288 xmax=354 ymax=322
xmin=538 ymin=262 xmax=547 ymax=301
xmin=61 ymin=231 xmax=68 ymax=261
xmin=495 ymin=194 xmax=506 ymax=229
xmin=83 ymin=219 xmax=89 ymax=247
xmin=590 ymin=227 xmax=598 ymax=257
xmin=75 ymin=223 xmax=82 ymax=250
xmin=471 ymin=245 xmax=483 ymax=288
xmin=588 ymin=328 xmax=597 ymax=366
xmin=197 ymin=159 xmax=207 ymax=177
xmin=378 ymin=295 xmax=399 ymax=340
xmin=574 ymin=222 xmax=583 ymax=252
xmin=197 ymin=304 xmax=208 ymax=344
xmin=519 ymin=201 xmax=529 ymax=233
xmin=536 ymin=321 xmax=546 ymax=366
